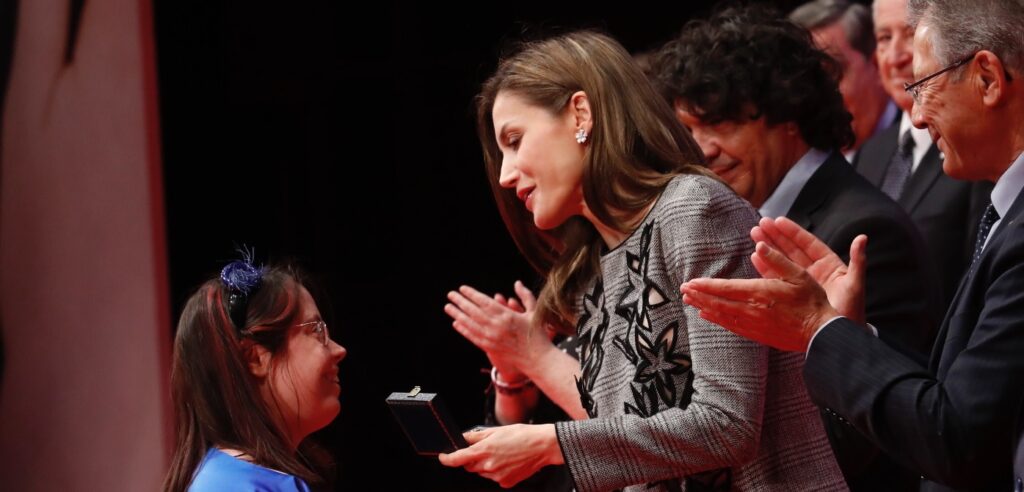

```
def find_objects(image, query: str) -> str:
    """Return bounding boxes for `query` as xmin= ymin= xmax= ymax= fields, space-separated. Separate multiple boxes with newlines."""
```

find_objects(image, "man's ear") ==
xmin=568 ymin=90 xmax=593 ymax=133
xmin=244 ymin=340 xmax=272 ymax=379
xmin=975 ymin=50 xmax=1009 ymax=108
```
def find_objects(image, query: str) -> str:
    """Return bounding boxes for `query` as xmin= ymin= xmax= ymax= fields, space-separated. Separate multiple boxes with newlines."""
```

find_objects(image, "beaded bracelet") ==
xmin=490 ymin=366 xmax=535 ymax=395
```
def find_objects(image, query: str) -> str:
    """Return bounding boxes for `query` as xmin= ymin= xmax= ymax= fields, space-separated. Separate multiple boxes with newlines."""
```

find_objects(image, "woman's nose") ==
xmin=498 ymin=157 xmax=518 ymax=188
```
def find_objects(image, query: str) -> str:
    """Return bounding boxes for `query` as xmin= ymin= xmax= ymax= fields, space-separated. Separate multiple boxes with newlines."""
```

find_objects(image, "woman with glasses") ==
xmin=162 ymin=258 xmax=347 ymax=492
xmin=439 ymin=30 xmax=843 ymax=491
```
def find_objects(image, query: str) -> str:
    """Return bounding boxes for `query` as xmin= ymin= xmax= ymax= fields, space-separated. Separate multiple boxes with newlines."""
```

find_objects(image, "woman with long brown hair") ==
xmin=440 ymin=30 xmax=844 ymax=491
xmin=162 ymin=257 xmax=346 ymax=491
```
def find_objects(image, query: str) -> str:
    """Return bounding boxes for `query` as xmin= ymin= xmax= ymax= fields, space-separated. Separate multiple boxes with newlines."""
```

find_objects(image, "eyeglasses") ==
xmin=904 ymin=53 xmax=975 ymax=104
xmin=295 ymin=320 xmax=330 ymax=347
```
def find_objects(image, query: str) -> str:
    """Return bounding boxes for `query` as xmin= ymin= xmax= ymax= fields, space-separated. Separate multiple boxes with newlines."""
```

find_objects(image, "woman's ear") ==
xmin=244 ymin=340 xmax=272 ymax=379
xmin=568 ymin=90 xmax=593 ymax=133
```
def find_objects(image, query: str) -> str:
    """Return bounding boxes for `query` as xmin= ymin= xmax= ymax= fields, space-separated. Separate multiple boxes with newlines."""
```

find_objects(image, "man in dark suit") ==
xmin=681 ymin=0 xmax=1024 ymax=489
xmin=653 ymin=7 xmax=937 ymax=489
xmin=852 ymin=0 xmax=990 ymax=308
xmin=790 ymin=0 xmax=898 ymax=161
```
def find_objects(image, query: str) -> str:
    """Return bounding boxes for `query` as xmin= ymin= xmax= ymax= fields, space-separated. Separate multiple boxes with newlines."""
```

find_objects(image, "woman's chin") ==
xmin=315 ymin=402 xmax=341 ymax=429
xmin=532 ymin=211 xmax=566 ymax=230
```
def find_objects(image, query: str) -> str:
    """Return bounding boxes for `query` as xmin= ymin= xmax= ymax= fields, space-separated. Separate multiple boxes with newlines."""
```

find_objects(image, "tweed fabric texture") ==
xmin=556 ymin=175 xmax=844 ymax=492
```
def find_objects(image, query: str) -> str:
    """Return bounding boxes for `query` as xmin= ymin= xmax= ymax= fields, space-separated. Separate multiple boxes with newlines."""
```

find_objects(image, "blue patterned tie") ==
xmin=880 ymin=130 xmax=915 ymax=200
xmin=971 ymin=203 xmax=1000 ymax=267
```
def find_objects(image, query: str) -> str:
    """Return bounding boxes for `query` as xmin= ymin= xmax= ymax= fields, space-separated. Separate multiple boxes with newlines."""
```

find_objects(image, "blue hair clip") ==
xmin=220 ymin=247 xmax=265 ymax=331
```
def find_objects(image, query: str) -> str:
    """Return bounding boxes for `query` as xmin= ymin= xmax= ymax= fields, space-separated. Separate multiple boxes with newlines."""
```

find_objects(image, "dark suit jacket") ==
xmin=853 ymin=124 xmax=992 ymax=308
xmin=791 ymin=153 xmax=941 ymax=359
xmin=804 ymin=188 xmax=1024 ymax=491
xmin=788 ymin=153 xmax=941 ymax=490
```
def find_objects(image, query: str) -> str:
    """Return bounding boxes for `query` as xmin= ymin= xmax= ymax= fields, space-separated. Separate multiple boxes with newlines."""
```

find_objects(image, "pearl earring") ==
xmin=575 ymin=128 xmax=588 ymax=144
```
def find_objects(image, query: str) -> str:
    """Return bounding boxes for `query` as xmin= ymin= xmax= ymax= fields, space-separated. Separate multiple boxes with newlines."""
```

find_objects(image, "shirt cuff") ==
xmin=806 ymin=317 xmax=878 ymax=357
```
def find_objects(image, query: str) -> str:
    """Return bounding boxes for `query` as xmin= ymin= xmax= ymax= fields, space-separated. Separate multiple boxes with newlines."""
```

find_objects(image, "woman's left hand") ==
xmin=438 ymin=424 xmax=563 ymax=488
xmin=445 ymin=282 xmax=551 ymax=377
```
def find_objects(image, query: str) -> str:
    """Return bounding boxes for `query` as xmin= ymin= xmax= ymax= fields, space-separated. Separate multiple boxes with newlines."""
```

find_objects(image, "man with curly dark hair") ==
xmin=652 ymin=5 xmax=936 ymax=490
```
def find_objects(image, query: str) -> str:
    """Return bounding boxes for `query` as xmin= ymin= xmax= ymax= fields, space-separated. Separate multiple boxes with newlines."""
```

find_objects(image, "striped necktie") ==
xmin=880 ymin=129 xmax=915 ymax=200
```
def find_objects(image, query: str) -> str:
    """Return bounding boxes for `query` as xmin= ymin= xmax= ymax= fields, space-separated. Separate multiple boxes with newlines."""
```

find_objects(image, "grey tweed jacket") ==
xmin=555 ymin=175 xmax=845 ymax=492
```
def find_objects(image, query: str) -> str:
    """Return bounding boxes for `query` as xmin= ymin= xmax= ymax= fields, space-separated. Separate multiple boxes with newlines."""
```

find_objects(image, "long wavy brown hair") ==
xmin=162 ymin=265 xmax=332 ymax=492
xmin=476 ymin=31 xmax=710 ymax=332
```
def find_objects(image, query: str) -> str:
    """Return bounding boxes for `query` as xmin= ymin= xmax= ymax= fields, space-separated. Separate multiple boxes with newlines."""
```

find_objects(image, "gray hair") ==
xmin=790 ymin=0 xmax=876 ymax=58
xmin=908 ymin=0 xmax=1024 ymax=75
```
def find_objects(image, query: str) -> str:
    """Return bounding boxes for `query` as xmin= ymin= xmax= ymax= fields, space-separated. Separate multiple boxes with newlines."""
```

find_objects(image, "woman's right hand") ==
xmin=444 ymin=281 xmax=551 ymax=379
xmin=438 ymin=424 xmax=563 ymax=488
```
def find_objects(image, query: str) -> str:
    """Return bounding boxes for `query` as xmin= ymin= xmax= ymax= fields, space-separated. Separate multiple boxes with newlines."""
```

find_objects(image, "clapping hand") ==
xmin=680 ymin=217 xmax=867 ymax=352
xmin=750 ymin=217 xmax=866 ymax=323
xmin=445 ymin=281 xmax=551 ymax=379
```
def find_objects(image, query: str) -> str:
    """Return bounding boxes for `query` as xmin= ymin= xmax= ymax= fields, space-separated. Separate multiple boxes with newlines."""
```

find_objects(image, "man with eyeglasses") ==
xmin=681 ymin=0 xmax=1024 ymax=490
xmin=851 ymin=0 xmax=990 ymax=313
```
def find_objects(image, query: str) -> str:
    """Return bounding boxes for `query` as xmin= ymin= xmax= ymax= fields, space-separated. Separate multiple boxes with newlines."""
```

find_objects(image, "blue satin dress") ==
xmin=188 ymin=448 xmax=312 ymax=492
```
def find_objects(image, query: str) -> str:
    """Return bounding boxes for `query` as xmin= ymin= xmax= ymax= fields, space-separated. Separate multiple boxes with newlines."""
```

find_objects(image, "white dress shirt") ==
xmin=984 ymin=151 xmax=1024 ymax=249
xmin=897 ymin=111 xmax=934 ymax=174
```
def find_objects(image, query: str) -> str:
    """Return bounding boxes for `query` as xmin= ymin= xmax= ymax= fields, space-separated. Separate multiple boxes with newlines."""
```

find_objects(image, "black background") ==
xmin=149 ymin=1 xmax=826 ymax=489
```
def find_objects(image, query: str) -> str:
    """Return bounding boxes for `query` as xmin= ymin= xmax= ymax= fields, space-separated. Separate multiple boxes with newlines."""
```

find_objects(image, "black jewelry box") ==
xmin=386 ymin=388 xmax=468 ymax=455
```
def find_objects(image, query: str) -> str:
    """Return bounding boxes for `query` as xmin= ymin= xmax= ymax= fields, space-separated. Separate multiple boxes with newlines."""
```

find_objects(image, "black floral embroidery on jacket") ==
xmin=576 ymin=279 xmax=608 ymax=418
xmin=611 ymin=221 xmax=696 ymax=416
